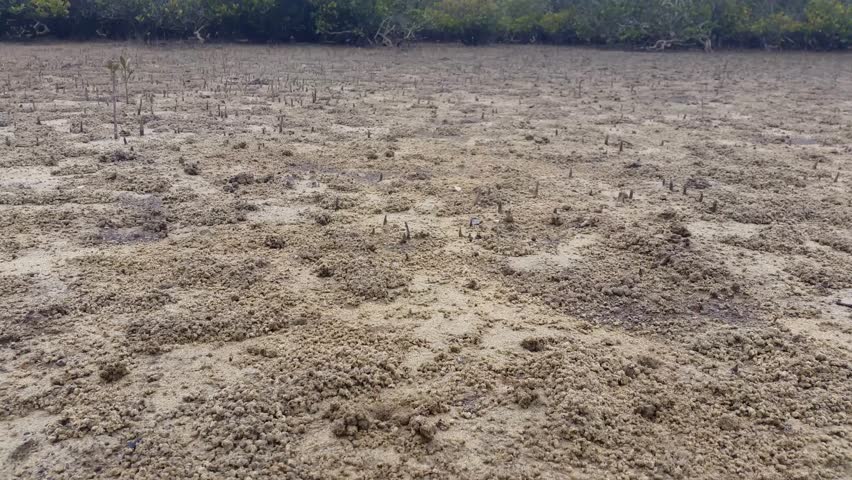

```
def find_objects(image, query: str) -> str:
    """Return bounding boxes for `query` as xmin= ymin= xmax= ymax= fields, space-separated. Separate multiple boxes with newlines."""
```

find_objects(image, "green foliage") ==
xmin=311 ymin=0 xmax=388 ymax=38
xmin=1 ymin=0 xmax=69 ymax=21
xmin=751 ymin=11 xmax=803 ymax=45
xmin=497 ymin=0 xmax=547 ymax=41
xmin=711 ymin=0 xmax=754 ymax=43
xmin=0 ymin=0 xmax=850 ymax=48
xmin=0 ymin=0 xmax=68 ymax=36
xmin=538 ymin=9 xmax=577 ymax=42
xmin=426 ymin=0 xmax=499 ymax=44
xmin=7 ymin=0 xmax=69 ymax=18
xmin=805 ymin=0 xmax=851 ymax=47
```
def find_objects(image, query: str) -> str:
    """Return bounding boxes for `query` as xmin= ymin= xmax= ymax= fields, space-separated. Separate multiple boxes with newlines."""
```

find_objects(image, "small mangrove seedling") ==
xmin=106 ymin=59 xmax=120 ymax=140
xmin=119 ymin=55 xmax=134 ymax=104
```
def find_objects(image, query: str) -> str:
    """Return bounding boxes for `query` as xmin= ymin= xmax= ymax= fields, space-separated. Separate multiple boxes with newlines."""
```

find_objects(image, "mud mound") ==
xmin=507 ymin=218 xmax=750 ymax=322
xmin=720 ymin=224 xmax=808 ymax=254
xmin=313 ymin=253 xmax=410 ymax=301
xmin=496 ymin=329 xmax=851 ymax=479
xmin=126 ymin=289 xmax=318 ymax=350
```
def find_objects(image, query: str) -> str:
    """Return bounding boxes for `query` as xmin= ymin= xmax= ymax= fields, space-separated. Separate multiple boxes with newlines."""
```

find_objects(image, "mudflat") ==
xmin=1 ymin=43 xmax=850 ymax=479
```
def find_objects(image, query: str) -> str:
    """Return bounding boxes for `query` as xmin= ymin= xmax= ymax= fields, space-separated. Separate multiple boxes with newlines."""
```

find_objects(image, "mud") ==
xmin=0 ymin=43 xmax=851 ymax=479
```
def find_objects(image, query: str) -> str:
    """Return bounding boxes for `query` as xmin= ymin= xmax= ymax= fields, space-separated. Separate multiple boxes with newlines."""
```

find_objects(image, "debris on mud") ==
xmin=99 ymin=149 xmax=138 ymax=163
